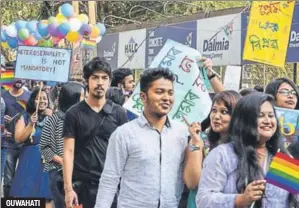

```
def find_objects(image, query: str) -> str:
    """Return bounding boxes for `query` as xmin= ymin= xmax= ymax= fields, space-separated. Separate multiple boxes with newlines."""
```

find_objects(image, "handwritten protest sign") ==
xmin=243 ymin=1 xmax=295 ymax=67
xmin=275 ymin=107 xmax=299 ymax=148
xmin=15 ymin=46 xmax=72 ymax=82
xmin=223 ymin=65 xmax=242 ymax=91
xmin=123 ymin=39 xmax=212 ymax=123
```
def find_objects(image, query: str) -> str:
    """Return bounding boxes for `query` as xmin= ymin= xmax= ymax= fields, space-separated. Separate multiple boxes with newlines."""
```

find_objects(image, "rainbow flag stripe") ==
xmin=17 ymin=99 xmax=27 ymax=110
xmin=81 ymin=39 xmax=96 ymax=49
xmin=1 ymin=84 xmax=12 ymax=91
xmin=265 ymin=152 xmax=299 ymax=194
xmin=1 ymin=70 xmax=14 ymax=85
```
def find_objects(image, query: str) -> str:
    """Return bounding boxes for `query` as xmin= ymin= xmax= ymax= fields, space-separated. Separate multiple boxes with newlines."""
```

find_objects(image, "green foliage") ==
xmin=1 ymin=2 xmax=42 ymax=25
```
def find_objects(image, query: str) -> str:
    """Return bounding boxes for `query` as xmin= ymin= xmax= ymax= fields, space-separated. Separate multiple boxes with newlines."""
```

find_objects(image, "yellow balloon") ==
xmin=78 ymin=14 xmax=89 ymax=24
xmin=56 ymin=13 xmax=66 ymax=23
xmin=66 ymin=31 xmax=81 ymax=42
xmin=90 ymin=25 xmax=100 ymax=39
xmin=1 ymin=42 xmax=9 ymax=49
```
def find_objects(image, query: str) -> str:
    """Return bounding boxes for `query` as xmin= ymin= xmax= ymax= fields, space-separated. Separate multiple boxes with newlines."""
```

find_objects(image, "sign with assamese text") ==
xmin=243 ymin=1 xmax=295 ymax=67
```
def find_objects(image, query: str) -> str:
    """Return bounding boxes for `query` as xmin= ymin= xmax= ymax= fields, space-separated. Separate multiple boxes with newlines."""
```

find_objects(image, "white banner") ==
xmin=118 ymin=29 xmax=146 ymax=69
xmin=223 ymin=65 xmax=242 ymax=91
xmin=197 ymin=14 xmax=241 ymax=66
xmin=123 ymin=39 xmax=212 ymax=123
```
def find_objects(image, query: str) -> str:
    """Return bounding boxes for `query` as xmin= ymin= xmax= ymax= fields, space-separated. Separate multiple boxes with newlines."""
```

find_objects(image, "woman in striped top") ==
xmin=40 ymin=82 xmax=85 ymax=208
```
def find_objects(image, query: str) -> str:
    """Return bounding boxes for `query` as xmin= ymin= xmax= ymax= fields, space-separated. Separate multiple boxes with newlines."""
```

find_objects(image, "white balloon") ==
xmin=69 ymin=18 xmax=82 ymax=32
xmin=6 ymin=24 xmax=17 ymax=37
xmin=95 ymin=36 xmax=102 ymax=43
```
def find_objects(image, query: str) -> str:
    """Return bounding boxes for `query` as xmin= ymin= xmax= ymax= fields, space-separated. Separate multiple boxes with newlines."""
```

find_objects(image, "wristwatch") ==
xmin=208 ymin=73 xmax=216 ymax=80
xmin=189 ymin=144 xmax=201 ymax=152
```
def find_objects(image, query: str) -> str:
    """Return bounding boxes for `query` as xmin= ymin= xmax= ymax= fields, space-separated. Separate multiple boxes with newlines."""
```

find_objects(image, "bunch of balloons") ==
xmin=1 ymin=3 xmax=106 ymax=49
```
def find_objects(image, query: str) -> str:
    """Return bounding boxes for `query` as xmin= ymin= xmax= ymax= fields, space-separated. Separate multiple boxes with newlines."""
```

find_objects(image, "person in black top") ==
xmin=63 ymin=57 xmax=128 ymax=208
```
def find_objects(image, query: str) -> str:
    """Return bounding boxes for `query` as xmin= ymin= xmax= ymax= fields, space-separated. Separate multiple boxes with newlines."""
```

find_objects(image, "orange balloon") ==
xmin=90 ymin=25 xmax=100 ymax=39
xmin=66 ymin=31 xmax=81 ymax=42
xmin=24 ymin=36 xmax=38 ymax=46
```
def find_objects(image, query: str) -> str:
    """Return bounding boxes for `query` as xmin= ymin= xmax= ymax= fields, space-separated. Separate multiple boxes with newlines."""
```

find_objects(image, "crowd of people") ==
xmin=1 ymin=56 xmax=299 ymax=208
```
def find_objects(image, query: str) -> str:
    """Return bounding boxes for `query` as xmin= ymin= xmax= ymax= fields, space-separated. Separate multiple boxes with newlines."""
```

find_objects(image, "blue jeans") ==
xmin=1 ymin=148 xmax=7 ymax=178
xmin=49 ymin=169 xmax=65 ymax=208
xmin=3 ymin=147 xmax=21 ymax=197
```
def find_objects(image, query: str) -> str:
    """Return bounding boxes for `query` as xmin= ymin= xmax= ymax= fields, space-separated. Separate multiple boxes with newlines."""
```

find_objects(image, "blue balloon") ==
xmin=61 ymin=3 xmax=74 ymax=18
xmin=58 ymin=22 xmax=71 ymax=36
xmin=7 ymin=37 xmax=18 ymax=48
xmin=15 ymin=20 xmax=27 ymax=30
xmin=1 ymin=30 xmax=7 ymax=42
xmin=96 ymin=23 xmax=106 ymax=36
xmin=33 ymin=32 xmax=42 ymax=41
xmin=37 ymin=22 xmax=49 ymax=37
xmin=26 ymin=21 xmax=37 ymax=33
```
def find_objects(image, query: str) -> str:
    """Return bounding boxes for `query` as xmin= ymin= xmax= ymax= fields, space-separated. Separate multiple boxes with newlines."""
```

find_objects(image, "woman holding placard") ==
xmin=9 ymin=86 xmax=53 ymax=208
xmin=184 ymin=90 xmax=241 ymax=208
xmin=196 ymin=93 xmax=298 ymax=208
xmin=265 ymin=78 xmax=299 ymax=158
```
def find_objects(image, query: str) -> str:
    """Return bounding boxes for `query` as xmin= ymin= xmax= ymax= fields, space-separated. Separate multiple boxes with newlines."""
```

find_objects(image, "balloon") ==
xmin=78 ymin=14 xmax=89 ymax=24
xmin=6 ymin=24 xmax=17 ymax=37
xmin=56 ymin=13 xmax=67 ymax=23
xmin=58 ymin=22 xmax=71 ymax=36
xmin=26 ymin=21 xmax=37 ymax=33
xmin=60 ymin=3 xmax=74 ymax=18
xmin=69 ymin=18 xmax=82 ymax=32
xmin=40 ymin=19 xmax=48 ymax=24
xmin=90 ymin=25 xmax=100 ymax=39
xmin=66 ymin=31 xmax=81 ymax=42
xmin=37 ymin=21 xmax=49 ymax=37
xmin=79 ymin=24 xmax=91 ymax=36
xmin=48 ymin=23 xmax=59 ymax=37
xmin=18 ymin=28 xmax=30 ymax=40
xmin=24 ymin=36 xmax=38 ymax=46
xmin=96 ymin=23 xmax=106 ymax=36
xmin=48 ymin=16 xmax=59 ymax=24
xmin=38 ymin=39 xmax=53 ymax=47
xmin=32 ymin=32 xmax=42 ymax=41
xmin=15 ymin=20 xmax=27 ymax=30
xmin=1 ymin=30 xmax=7 ymax=42
xmin=1 ymin=42 xmax=9 ymax=49
xmin=7 ymin=37 xmax=18 ymax=48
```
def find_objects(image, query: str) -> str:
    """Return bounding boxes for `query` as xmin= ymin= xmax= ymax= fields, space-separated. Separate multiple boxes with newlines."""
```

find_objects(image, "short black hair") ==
xmin=265 ymin=77 xmax=299 ymax=109
xmin=111 ymin=68 xmax=133 ymax=87
xmin=83 ymin=57 xmax=112 ymax=81
xmin=254 ymin=85 xmax=264 ymax=92
xmin=239 ymin=88 xmax=257 ymax=97
xmin=140 ymin=68 xmax=174 ymax=93
xmin=106 ymin=87 xmax=126 ymax=105
xmin=58 ymin=82 xmax=84 ymax=113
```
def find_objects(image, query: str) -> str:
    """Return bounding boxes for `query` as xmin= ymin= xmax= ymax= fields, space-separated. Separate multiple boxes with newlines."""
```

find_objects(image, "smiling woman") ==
xmin=265 ymin=78 xmax=299 ymax=110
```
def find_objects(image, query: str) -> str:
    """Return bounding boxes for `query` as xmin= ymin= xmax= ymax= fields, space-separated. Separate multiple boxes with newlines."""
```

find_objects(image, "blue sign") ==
xmin=97 ymin=33 xmax=119 ymax=70
xmin=145 ymin=21 xmax=197 ymax=67
xmin=286 ymin=4 xmax=299 ymax=63
xmin=15 ymin=46 xmax=71 ymax=82
xmin=241 ymin=4 xmax=299 ymax=64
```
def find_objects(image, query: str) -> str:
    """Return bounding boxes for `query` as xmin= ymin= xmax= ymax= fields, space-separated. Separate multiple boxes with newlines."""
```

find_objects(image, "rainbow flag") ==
xmin=81 ymin=39 xmax=96 ymax=49
xmin=265 ymin=152 xmax=299 ymax=194
xmin=17 ymin=99 xmax=27 ymax=110
xmin=1 ymin=84 xmax=12 ymax=91
xmin=0 ymin=70 xmax=14 ymax=85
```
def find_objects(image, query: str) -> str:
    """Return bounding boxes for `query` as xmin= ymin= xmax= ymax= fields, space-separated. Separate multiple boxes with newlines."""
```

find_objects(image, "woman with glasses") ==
xmin=265 ymin=77 xmax=299 ymax=158
xmin=265 ymin=78 xmax=299 ymax=110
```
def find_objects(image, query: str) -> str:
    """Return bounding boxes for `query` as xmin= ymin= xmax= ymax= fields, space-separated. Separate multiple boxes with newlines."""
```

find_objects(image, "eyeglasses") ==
xmin=277 ymin=89 xmax=297 ymax=96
